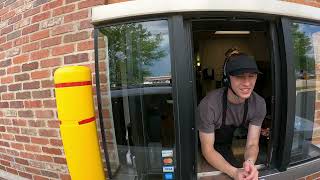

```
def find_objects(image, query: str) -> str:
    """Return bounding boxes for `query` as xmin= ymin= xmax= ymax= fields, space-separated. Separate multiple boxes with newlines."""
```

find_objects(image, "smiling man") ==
xmin=198 ymin=51 xmax=266 ymax=180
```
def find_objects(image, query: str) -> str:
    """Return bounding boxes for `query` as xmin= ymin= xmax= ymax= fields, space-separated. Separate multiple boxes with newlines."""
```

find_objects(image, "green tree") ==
xmin=100 ymin=23 xmax=166 ymax=88
xmin=292 ymin=23 xmax=314 ymax=75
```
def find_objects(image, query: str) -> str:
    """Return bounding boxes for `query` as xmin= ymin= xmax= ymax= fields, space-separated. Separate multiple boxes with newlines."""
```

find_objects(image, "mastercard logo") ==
xmin=163 ymin=158 xmax=173 ymax=164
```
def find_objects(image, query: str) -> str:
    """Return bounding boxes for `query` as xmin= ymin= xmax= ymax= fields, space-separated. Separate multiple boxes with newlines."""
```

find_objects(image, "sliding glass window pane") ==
xmin=98 ymin=20 xmax=176 ymax=179
xmin=290 ymin=22 xmax=320 ymax=164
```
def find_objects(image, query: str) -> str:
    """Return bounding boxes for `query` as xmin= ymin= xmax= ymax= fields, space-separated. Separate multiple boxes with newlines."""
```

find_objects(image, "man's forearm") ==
xmin=202 ymin=149 xmax=237 ymax=178
xmin=244 ymin=144 xmax=259 ymax=163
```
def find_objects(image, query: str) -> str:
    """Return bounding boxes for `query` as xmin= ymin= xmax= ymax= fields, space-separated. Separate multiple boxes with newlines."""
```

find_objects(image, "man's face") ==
xmin=229 ymin=73 xmax=257 ymax=99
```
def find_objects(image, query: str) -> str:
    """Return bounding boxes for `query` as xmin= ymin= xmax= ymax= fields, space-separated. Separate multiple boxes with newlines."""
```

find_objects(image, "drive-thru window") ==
xmin=92 ymin=1 xmax=320 ymax=179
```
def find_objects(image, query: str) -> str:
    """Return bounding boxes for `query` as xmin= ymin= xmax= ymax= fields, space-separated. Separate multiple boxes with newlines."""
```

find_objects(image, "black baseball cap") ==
xmin=226 ymin=54 xmax=262 ymax=76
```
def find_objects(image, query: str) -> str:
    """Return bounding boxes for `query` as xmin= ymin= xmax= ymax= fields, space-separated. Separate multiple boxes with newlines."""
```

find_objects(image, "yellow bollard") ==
xmin=54 ymin=66 xmax=105 ymax=180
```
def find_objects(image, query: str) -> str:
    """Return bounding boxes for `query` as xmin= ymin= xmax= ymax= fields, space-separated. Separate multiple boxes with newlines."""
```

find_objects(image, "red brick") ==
xmin=41 ymin=80 xmax=54 ymax=88
xmin=0 ymin=126 xmax=6 ymax=132
xmin=13 ymin=119 xmax=27 ymax=126
xmin=2 ymin=93 xmax=14 ymax=100
xmin=0 ymin=160 xmax=11 ymax=166
xmin=32 ymin=89 xmax=51 ymax=99
xmin=6 ymin=127 xmax=20 ymax=134
xmin=0 ymin=52 xmax=5 ymax=60
xmin=66 ymin=0 xmax=80 ymax=4
xmin=20 ymin=152 xmax=35 ymax=159
xmin=15 ymin=73 xmax=30 ymax=81
xmin=42 ymin=147 xmax=62 ymax=155
xmin=30 ymin=30 xmax=49 ymax=41
xmin=53 ymin=4 xmax=75 ymax=16
xmin=34 ymin=175 xmax=50 ymax=180
xmin=7 ymin=66 xmax=21 ymax=74
xmin=22 ymin=42 xmax=40 ymax=53
xmin=35 ymin=154 xmax=53 ymax=162
xmin=31 ymin=137 xmax=49 ymax=145
xmin=35 ymin=110 xmax=54 ymax=118
xmin=15 ymin=157 xmax=29 ymax=165
xmin=0 ymin=59 xmax=12 ymax=67
xmin=64 ymin=31 xmax=89 ymax=43
xmin=23 ymin=6 xmax=41 ymax=18
xmin=25 ymin=144 xmax=41 ymax=153
xmin=25 ymin=167 xmax=41 ymax=175
xmin=0 ymin=37 xmax=5 ymax=44
xmin=50 ymin=139 xmax=62 ymax=146
xmin=2 ymin=134 xmax=14 ymax=140
xmin=1 ymin=76 xmax=14 ymax=84
xmin=16 ymin=91 xmax=31 ymax=99
xmin=0 ymin=7 xmax=9 ymax=17
xmin=52 ymin=44 xmax=74 ymax=56
xmin=77 ymin=40 xmax=93 ymax=51
xmin=39 ymin=129 xmax=59 ymax=137
xmin=41 ymin=36 xmax=61 ymax=48
xmin=0 ymin=102 xmax=9 ymax=108
xmin=6 ymin=167 xmax=18 ymax=175
xmin=2 ymin=154 xmax=13 ymax=161
xmin=22 ymin=24 xmax=39 ymax=35
xmin=10 ymin=101 xmax=24 ymax=108
xmin=0 ymin=85 xmax=8 ymax=93
xmin=1 ymin=25 xmax=13 ymax=35
xmin=64 ymin=53 xmax=89 ymax=64
xmin=43 ymin=99 xmax=56 ymax=108
xmin=54 ymin=157 xmax=66 ymax=164
xmin=18 ymin=110 xmax=34 ymax=118
xmin=52 ymin=24 xmax=75 ymax=35
xmin=11 ymin=143 xmax=24 ymax=150
xmin=0 ymin=141 xmax=10 ymax=147
xmin=32 ymin=11 xmax=51 ymax=23
xmin=31 ymin=70 xmax=50 ymax=79
xmin=78 ymin=0 xmax=105 ymax=9
xmin=18 ymin=171 xmax=32 ymax=179
xmin=40 ymin=58 xmax=61 ymax=68
xmin=25 ymin=101 xmax=42 ymax=109
xmin=22 ymin=61 xmax=39 ymax=71
xmin=23 ymin=81 xmax=40 ymax=90
xmin=64 ymin=9 xmax=88 ymax=23
xmin=13 ymin=54 xmax=29 ymax=64
xmin=28 ymin=120 xmax=45 ymax=128
xmin=8 ymin=14 xmax=22 ymax=25
xmin=31 ymin=49 xmax=49 ymax=60
xmin=15 ymin=135 xmax=30 ymax=143
xmin=43 ymin=0 xmax=63 ymax=11
xmin=48 ymin=120 xmax=60 ymax=128
xmin=8 ymin=83 xmax=22 ymax=91
xmin=7 ymin=30 xmax=21 ymax=41
xmin=2 ymin=11 xmax=15 ymax=21
xmin=14 ymin=36 xmax=29 ymax=46
xmin=0 ymin=42 xmax=12 ymax=52
xmin=41 ymin=170 xmax=59 ymax=178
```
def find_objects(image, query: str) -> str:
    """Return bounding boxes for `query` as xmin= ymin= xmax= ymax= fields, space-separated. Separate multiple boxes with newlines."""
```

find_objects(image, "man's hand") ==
xmin=243 ymin=160 xmax=258 ymax=180
xmin=232 ymin=169 xmax=249 ymax=180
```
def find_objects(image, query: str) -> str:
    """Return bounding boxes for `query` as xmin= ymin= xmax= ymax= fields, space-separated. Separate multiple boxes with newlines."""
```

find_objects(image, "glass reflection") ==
xmin=291 ymin=22 xmax=320 ymax=164
xmin=99 ymin=20 xmax=175 ymax=179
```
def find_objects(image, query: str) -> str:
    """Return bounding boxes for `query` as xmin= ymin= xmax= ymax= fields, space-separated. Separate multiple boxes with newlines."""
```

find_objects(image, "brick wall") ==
xmin=0 ymin=0 xmax=319 ymax=180
xmin=0 ymin=0 xmax=106 ymax=179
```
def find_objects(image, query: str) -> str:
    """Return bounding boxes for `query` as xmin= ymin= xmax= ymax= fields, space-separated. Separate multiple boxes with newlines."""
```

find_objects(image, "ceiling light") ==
xmin=214 ymin=31 xmax=250 ymax=35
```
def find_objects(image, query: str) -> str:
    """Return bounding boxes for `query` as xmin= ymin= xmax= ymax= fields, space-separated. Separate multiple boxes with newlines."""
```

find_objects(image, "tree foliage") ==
xmin=292 ymin=23 xmax=314 ymax=74
xmin=100 ymin=23 xmax=166 ymax=88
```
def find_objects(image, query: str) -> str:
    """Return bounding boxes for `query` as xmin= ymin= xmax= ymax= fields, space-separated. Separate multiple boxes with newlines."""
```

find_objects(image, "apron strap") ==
xmin=222 ymin=88 xmax=248 ymax=127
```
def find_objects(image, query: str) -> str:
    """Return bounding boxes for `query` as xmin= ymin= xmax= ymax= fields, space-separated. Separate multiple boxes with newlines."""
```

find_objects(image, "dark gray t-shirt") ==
xmin=197 ymin=88 xmax=266 ymax=133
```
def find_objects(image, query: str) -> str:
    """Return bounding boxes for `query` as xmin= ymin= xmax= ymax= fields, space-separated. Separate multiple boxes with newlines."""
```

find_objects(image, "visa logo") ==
xmin=163 ymin=166 xmax=174 ymax=172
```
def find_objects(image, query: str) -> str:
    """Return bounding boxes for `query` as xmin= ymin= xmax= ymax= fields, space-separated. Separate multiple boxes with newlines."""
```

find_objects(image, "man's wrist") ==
xmin=246 ymin=159 xmax=254 ymax=165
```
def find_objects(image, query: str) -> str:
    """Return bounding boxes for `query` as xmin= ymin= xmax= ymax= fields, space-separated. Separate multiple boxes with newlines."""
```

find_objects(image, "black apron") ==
xmin=214 ymin=88 xmax=248 ymax=167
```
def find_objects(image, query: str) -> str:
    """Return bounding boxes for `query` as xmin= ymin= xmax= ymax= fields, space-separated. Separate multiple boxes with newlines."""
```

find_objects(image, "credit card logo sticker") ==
xmin=164 ymin=173 xmax=173 ymax=179
xmin=163 ymin=166 xmax=174 ymax=172
xmin=162 ymin=150 xmax=173 ymax=157
xmin=163 ymin=158 xmax=173 ymax=165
